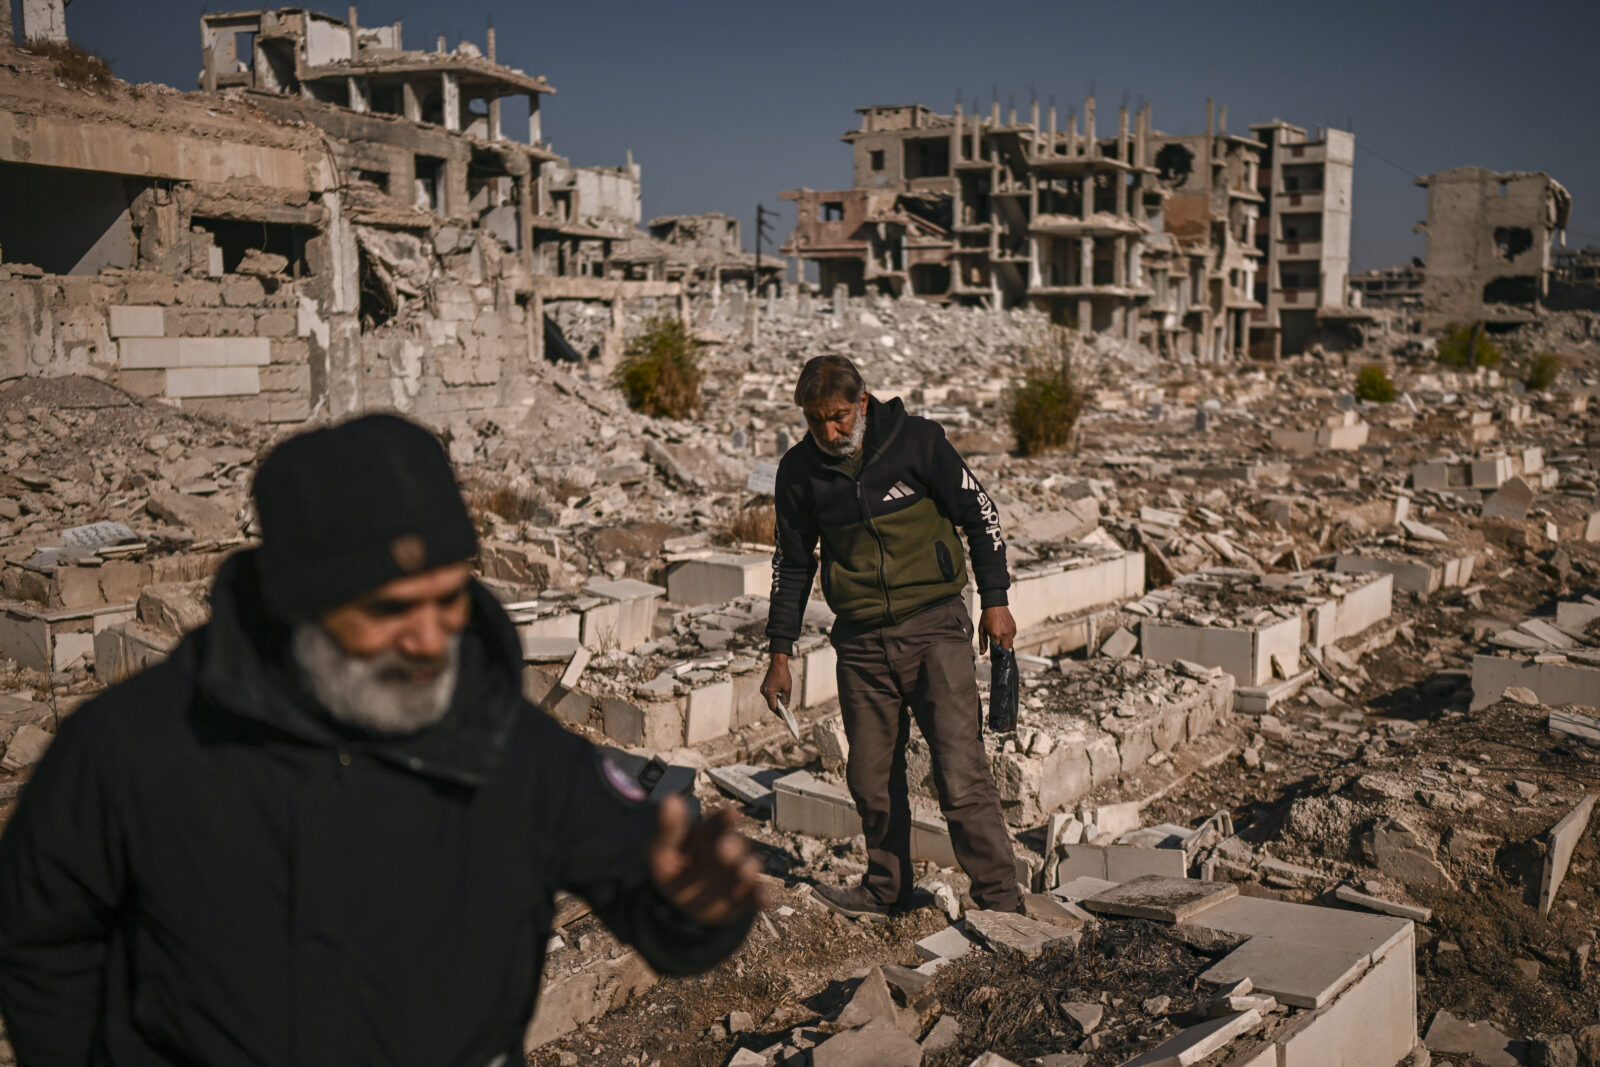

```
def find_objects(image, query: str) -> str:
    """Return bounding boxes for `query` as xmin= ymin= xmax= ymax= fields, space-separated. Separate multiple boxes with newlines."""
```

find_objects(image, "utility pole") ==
xmin=754 ymin=203 xmax=774 ymax=294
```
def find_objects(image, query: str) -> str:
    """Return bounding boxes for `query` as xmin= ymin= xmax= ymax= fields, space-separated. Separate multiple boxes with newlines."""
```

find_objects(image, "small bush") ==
xmin=1436 ymin=324 xmax=1501 ymax=368
xmin=614 ymin=317 xmax=702 ymax=419
xmin=469 ymin=484 xmax=543 ymax=525
xmin=716 ymin=498 xmax=776 ymax=546
xmin=1353 ymin=364 xmax=1396 ymax=403
xmin=1008 ymin=327 xmax=1084 ymax=457
xmin=26 ymin=39 xmax=114 ymax=91
xmin=1523 ymin=352 xmax=1562 ymax=391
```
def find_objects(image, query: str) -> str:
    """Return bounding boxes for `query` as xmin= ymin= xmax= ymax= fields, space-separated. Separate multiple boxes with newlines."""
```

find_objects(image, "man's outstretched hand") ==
xmin=649 ymin=795 xmax=767 ymax=926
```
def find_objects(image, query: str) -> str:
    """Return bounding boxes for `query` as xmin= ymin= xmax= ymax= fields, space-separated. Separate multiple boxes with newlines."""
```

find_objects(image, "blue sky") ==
xmin=24 ymin=0 xmax=1600 ymax=270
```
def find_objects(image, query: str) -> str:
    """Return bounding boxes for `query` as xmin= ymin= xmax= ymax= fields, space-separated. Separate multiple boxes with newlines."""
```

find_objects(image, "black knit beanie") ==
xmin=251 ymin=413 xmax=478 ymax=621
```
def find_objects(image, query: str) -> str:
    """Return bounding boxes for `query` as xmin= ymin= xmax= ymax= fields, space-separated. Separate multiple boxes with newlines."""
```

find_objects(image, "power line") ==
xmin=1354 ymin=139 xmax=1420 ymax=181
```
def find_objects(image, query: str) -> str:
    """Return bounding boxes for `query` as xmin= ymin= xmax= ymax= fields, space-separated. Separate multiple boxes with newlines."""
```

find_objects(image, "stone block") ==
xmin=684 ymin=680 xmax=733 ymax=745
xmin=1 ymin=723 xmax=54 ymax=772
xmin=802 ymin=644 xmax=838 ymax=707
xmin=165 ymin=366 xmax=261 ymax=398
xmin=773 ymin=771 xmax=863 ymax=839
xmin=256 ymin=310 xmax=298 ymax=337
xmin=1265 ymin=929 xmax=1414 ymax=1066
xmin=665 ymin=553 xmax=769 ymax=606
xmin=810 ymin=1017 xmax=921 ymax=1067
xmin=523 ymin=943 xmax=655 ymax=1050
xmin=1083 ymin=875 xmax=1235 ymax=922
xmin=267 ymin=396 xmax=312 ymax=423
xmin=600 ymin=697 xmax=681 ymax=751
xmin=1471 ymin=653 xmax=1600 ymax=712
xmin=119 ymin=337 xmax=182 ymax=369
xmin=1200 ymin=934 xmax=1368 ymax=1010
xmin=108 ymin=305 xmax=164 ymax=338
xmin=914 ymin=924 xmax=976 ymax=962
xmin=259 ymin=364 xmax=310 ymax=393
xmin=1141 ymin=615 xmax=1300 ymax=688
xmin=1539 ymin=793 xmax=1597 ymax=918
xmin=1332 ymin=572 xmax=1394 ymax=642
xmin=1482 ymin=476 xmax=1534 ymax=521
xmin=1104 ymin=844 xmax=1188 ymax=882
xmin=1334 ymin=554 xmax=1439 ymax=596
xmin=1121 ymin=1009 xmax=1263 ymax=1066
xmin=92 ymin=621 xmax=174 ymax=683
xmin=964 ymin=909 xmax=1080 ymax=961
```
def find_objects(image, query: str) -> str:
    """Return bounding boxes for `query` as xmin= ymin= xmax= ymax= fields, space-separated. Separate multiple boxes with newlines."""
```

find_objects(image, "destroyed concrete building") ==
xmin=1416 ymin=166 xmax=1573 ymax=330
xmin=0 ymin=5 xmax=688 ymax=429
xmin=609 ymin=213 xmax=786 ymax=297
xmin=1247 ymin=120 xmax=1355 ymax=358
xmin=782 ymin=100 xmax=1354 ymax=359
xmin=1349 ymin=262 xmax=1426 ymax=313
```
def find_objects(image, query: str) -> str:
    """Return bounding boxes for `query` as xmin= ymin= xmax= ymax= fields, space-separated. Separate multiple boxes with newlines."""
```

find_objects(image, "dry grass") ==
xmin=714 ymin=498 xmax=775 ymax=546
xmin=469 ymin=484 xmax=544 ymax=525
xmin=26 ymin=39 xmax=115 ymax=91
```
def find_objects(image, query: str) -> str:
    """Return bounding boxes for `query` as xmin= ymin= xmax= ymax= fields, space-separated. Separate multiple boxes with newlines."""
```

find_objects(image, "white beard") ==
xmin=290 ymin=622 xmax=461 ymax=737
xmin=814 ymin=414 xmax=867 ymax=458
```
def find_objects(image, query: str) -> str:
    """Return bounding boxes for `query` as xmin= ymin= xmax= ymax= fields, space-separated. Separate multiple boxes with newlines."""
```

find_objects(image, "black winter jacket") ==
xmin=766 ymin=395 xmax=1010 ymax=655
xmin=0 ymin=551 xmax=748 ymax=1066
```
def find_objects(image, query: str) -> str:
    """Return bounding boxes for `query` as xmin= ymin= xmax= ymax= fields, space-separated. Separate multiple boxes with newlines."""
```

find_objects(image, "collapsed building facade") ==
xmin=781 ymin=100 xmax=1355 ymax=359
xmin=0 ymin=5 xmax=685 ymax=428
xmin=1415 ymin=166 xmax=1573 ymax=331
xmin=609 ymin=213 xmax=785 ymax=297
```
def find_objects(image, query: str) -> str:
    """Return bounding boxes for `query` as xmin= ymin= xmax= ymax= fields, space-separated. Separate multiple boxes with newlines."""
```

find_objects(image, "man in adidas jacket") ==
xmin=761 ymin=355 xmax=1021 ymax=918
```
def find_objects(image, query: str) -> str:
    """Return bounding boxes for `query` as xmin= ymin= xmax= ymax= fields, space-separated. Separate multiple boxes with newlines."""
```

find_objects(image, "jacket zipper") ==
xmin=856 ymin=477 xmax=896 ymax=626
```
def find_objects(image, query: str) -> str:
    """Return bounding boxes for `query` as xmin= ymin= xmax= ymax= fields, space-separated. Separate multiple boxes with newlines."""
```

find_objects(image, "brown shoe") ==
xmin=813 ymin=883 xmax=893 ymax=922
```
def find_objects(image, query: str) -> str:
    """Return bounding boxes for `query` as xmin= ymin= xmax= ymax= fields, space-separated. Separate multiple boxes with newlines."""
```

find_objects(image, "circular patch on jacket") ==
xmin=600 ymin=753 xmax=647 ymax=803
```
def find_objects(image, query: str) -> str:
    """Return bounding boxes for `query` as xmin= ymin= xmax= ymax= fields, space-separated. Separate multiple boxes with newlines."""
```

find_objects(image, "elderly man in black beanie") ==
xmin=0 ymin=413 xmax=761 ymax=1066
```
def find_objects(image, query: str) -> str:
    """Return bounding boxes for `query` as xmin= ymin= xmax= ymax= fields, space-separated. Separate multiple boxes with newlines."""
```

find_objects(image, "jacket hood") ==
xmin=192 ymin=548 xmax=526 ymax=787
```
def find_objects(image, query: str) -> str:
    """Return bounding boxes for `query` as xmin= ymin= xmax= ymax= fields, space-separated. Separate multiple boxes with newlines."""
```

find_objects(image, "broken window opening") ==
xmin=1498 ymin=181 xmax=1508 ymax=197
xmin=233 ymin=32 xmax=256 ymax=74
xmin=358 ymin=244 xmax=398 ymax=332
xmin=354 ymin=169 xmax=391 ymax=194
xmin=415 ymin=155 xmax=446 ymax=214
xmin=1482 ymin=275 xmax=1538 ymax=306
xmin=1493 ymin=227 xmax=1533 ymax=261
xmin=820 ymin=202 xmax=844 ymax=222
xmin=908 ymin=263 xmax=949 ymax=295
xmin=869 ymin=150 xmax=885 ymax=172
xmin=0 ymin=161 xmax=143 ymax=275
xmin=903 ymin=137 xmax=950 ymax=180
xmin=258 ymin=39 xmax=298 ymax=94
xmin=306 ymin=79 xmax=350 ymax=107
xmin=369 ymin=85 xmax=404 ymax=115
xmin=191 ymin=216 xmax=308 ymax=276
xmin=1154 ymin=143 xmax=1194 ymax=186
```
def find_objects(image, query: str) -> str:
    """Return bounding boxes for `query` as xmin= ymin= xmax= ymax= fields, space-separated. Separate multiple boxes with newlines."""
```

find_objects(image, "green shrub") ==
xmin=1523 ymin=352 xmax=1562 ymax=391
xmin=614 ymin=317 xmax=702 ymax=418
xmin=1436 ymin=324 xmax=1501 ymax=368
xmin=1008 ymin=328 xmax=1084 ymax=457
xmin=1353 ymin=364 xmax=1396 ymax=403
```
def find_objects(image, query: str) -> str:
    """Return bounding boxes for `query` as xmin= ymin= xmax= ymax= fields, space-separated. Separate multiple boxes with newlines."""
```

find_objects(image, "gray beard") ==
xmin=290 ymin=622 xmax=461 ymax=737
xmin=814 ymin=415 xmax=867 ymax=458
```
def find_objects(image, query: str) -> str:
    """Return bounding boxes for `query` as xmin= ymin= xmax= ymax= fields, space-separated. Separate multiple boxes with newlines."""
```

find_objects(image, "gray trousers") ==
xmin=832 ymin=598 xmax=1020 ymax=911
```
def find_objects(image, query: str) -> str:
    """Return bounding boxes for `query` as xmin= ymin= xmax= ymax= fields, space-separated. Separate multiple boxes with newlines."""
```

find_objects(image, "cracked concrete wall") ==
xmin=1419 ymin=167 xmax=1570 ymax=329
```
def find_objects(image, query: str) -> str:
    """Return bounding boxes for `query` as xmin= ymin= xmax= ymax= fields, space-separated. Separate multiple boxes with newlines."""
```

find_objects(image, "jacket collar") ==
xmin=192 ymin=549 xmax=526 ymax=788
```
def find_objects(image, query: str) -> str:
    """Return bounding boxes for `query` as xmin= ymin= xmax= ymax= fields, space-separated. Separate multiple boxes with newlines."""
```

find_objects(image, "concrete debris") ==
xmin=1539 ymin=794 xmax=1598 ymax=919
xmin=1424 ymin=1010 xmax=1524 ymax=1067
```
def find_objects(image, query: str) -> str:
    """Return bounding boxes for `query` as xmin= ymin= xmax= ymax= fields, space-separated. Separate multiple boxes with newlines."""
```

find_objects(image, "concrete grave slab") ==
xmin=1199 ymin=933 xmax=1368 ymax=1009
xmin=1120 ymin=1009 xmax=1263 ymax=1066
xmin=809 ymin=1016 xmax=922 ymax=1067
xmin=1423 ymin=1010 xmax=1523 ymax=1067
xmin=914 ymin=924 xmax=975 ymax=963
xmin=1539 ymin=793 xmax=1597 ymax=918
xmin=1081 ymin=875 xmax=1236 ymax=922
xmin=963 ymin=908 xmax=1080 ymax=961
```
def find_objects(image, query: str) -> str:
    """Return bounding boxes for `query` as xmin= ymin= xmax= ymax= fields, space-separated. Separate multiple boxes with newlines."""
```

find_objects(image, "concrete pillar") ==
xmin=1127 ymin=238 xmax=1143 ymax=289
xmin=529 ymin=290 xmax=544 ymax=363
xmin=442 ymin=72 xmax=460 ymax=131
xmin=1113 ymin=236 xmax=1126 ymax=286
xmin=1077 ymin=297 xmax=1091 ymax=331
xmin=347 ymin=5 xmax=359 ymax=55
xmin=1047 ymin=106 xmax=1057 ymax=155
xmin=529 ymin=95 xmax=542 ymax=145
xmin=348 ymin=77 xmax=369 ymax=112
xmin=1117 ymin=106 xmax=1129 ymax=165
xmin=202 ymin=35 xmax=218 ymax=93
xmin=489 ymin=96 xmax=502 ymax=141
xmin=1084 ymin=97 xmax=1096 ymax=156
xmin=20 ymin=0 xmax=68 ymax=43
xmin=402 ymin=82 xmax=421 ymax=122
xmin=517 ymin=170 xmax=534 ymax=271
xmin=1079 ymin=237 xmax=1093 ymax=286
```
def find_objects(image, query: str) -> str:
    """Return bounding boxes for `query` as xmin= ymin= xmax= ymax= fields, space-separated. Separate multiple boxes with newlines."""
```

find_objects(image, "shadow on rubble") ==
xmin=1365 ymin=670 xmax=1470 ymax=723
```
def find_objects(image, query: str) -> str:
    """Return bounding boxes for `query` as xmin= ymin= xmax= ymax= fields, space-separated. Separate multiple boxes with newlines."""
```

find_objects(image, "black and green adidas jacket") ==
xmin=766 ymin=395 xmax=1010 ymax=655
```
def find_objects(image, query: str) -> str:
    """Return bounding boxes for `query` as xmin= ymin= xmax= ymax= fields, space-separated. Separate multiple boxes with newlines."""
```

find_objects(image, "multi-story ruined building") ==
xmin=1247 ymin=121 xmax=1355 ymax=358
xmin=783 ymin=100 xmax=1346 ymax=360
xmin=1348 ymin=264 xmax=1425 ymax=313
xmin=609 ymin=214 xmax=785 ymax=296
xmin=0 ymin=6 xmax=683 ymax=427
xmin=1415 ymin=167 xmax=1573 ymax=330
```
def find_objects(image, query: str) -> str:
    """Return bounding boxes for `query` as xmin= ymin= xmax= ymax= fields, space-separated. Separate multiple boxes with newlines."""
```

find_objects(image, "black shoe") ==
xmin=813 ymin=883 xmax=893 ymax=922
